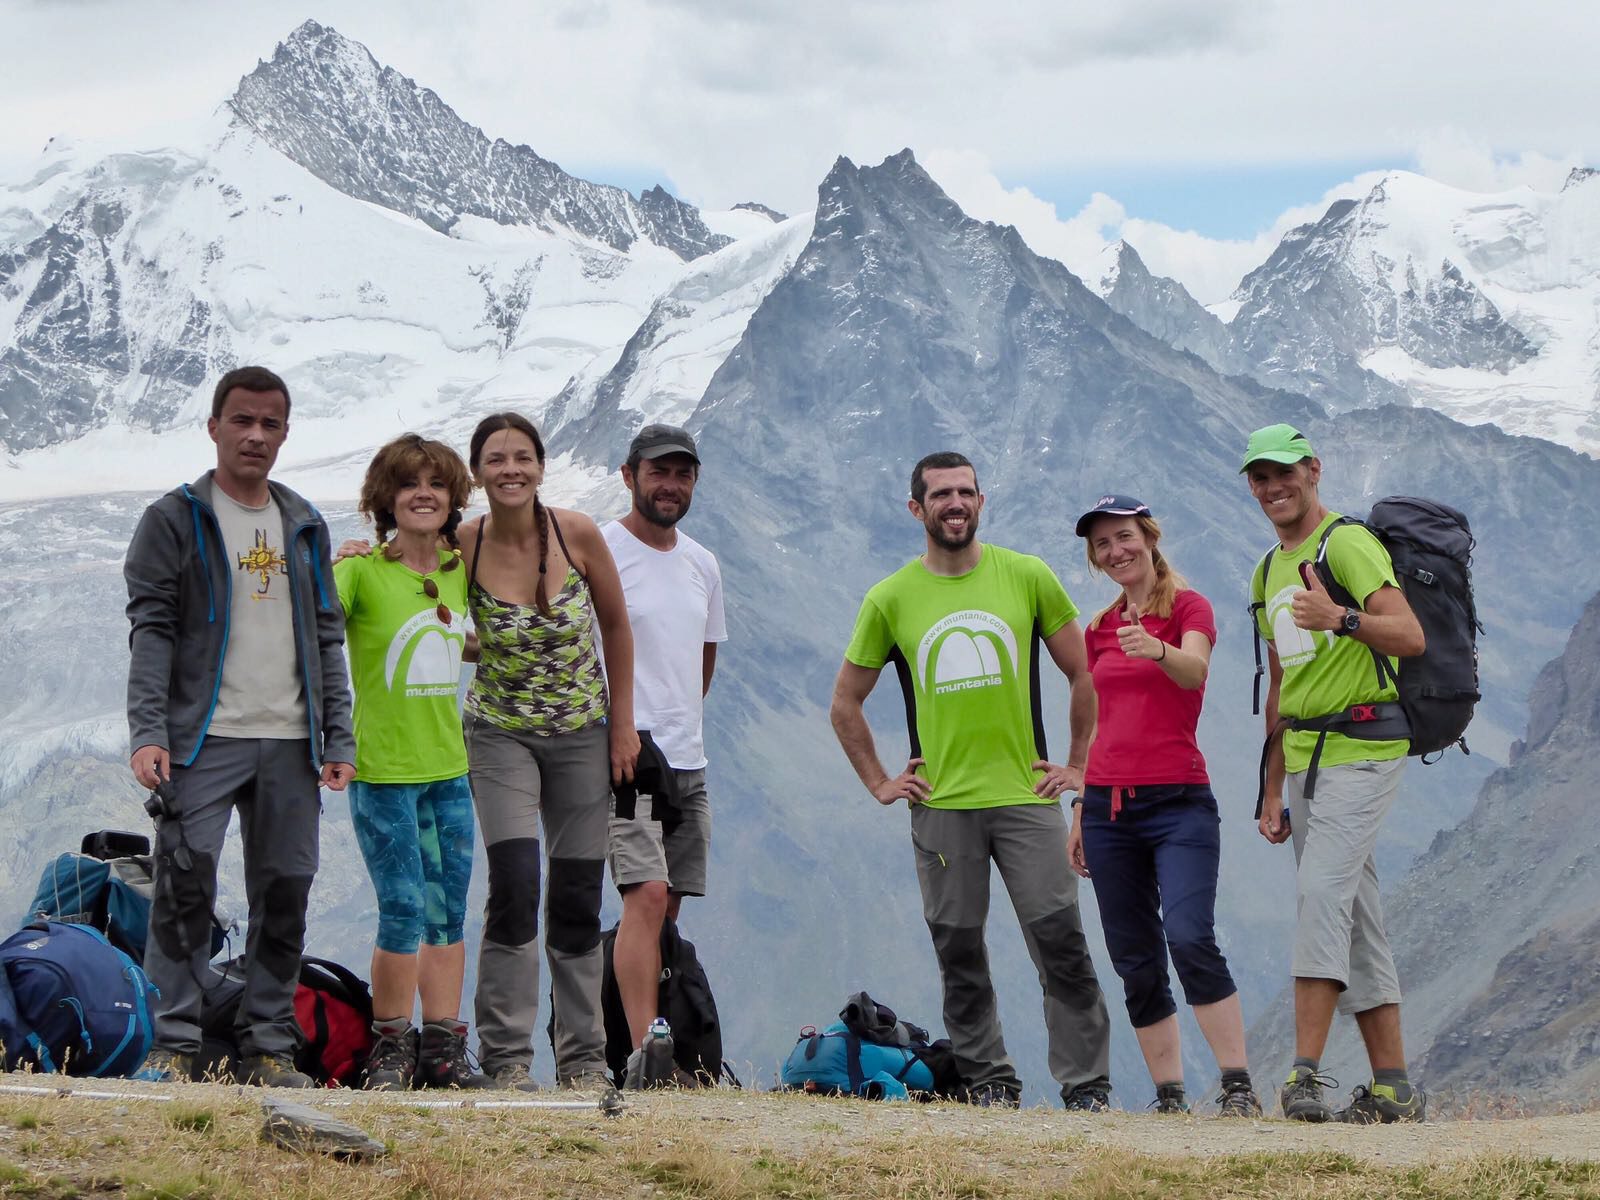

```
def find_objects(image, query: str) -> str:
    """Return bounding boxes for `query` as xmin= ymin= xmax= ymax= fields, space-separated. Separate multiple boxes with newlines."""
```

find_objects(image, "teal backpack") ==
xmin=779 ymin=993 xmax=963 ymax=1101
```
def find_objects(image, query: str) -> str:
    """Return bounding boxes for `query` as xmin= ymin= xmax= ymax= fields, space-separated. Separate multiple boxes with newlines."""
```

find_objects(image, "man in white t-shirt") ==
xmin=603 ymin=424 xmax=727 ymax=1083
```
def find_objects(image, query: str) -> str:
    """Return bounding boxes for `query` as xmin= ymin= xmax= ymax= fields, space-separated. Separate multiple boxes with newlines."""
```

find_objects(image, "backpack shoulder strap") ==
xmin=1249 ymin=546 xmax=1275 ymax=717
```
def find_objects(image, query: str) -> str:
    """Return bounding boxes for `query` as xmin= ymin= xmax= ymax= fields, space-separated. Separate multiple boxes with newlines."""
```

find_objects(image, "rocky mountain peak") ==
xmin=1565 ymin=166 xmax=1600 ymax=191
xmin=228 ymin=23 xmax=728 ymax=260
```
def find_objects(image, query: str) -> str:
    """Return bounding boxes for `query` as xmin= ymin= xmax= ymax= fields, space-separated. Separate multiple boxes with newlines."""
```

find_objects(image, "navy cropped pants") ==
xmin=1079 ymin=783 xmax=1237 ymax=1028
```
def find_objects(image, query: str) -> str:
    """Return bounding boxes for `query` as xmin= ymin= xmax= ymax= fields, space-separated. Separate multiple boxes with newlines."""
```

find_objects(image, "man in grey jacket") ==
xmin=125 ymin=365 xmax=355 ymax=1087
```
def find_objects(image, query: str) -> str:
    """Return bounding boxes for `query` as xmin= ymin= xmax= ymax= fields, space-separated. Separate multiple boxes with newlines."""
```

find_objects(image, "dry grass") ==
xmin=0 ymin=1082 xmax=1598 ymax=1199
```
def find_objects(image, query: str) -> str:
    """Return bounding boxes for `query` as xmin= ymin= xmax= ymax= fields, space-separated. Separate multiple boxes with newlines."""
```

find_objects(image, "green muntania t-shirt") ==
xmin=844 ymin=544 xmax=1077 ymax=809
xmin=333 ymin=548 xmax=469 ymax=784
xmin=1251 ymin=512 xmax=1406 ymax=774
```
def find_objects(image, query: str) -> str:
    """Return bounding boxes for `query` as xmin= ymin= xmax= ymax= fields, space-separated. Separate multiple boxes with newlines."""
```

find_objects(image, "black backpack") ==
xmin=1251 ymin=497 xmax=1481 ymax=803
xmin=196 ymin=955 xmax=375 ymax=1085
xmin=597 ymin=917 xmax=736 ymax=1087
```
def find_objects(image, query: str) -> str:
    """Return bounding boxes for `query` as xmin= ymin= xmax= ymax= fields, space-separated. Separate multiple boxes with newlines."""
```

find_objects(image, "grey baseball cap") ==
xmin=628 ymin=423 xmax=699 ymax=464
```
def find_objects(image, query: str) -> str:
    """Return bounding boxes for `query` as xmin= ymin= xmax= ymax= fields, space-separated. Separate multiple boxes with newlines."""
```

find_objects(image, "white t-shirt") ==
xmin=602 ymin=520 xmax=727 ymax=770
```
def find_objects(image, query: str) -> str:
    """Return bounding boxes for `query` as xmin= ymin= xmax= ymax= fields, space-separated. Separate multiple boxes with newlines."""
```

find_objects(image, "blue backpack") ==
xmin=28 ymin=851 xmax=156 ymax=962
xmin=0 ymin=921 xmax=158 ymax=1077
xmin=779 ymin=993 xmax=964 ymax=1101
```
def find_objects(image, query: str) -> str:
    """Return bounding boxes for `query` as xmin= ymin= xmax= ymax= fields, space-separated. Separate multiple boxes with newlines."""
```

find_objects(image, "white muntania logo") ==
xmin=386 ymin=610 xmax=465 ymax=698
xmin=917 ymin=610 xmax=1019 ymax=696
xmin=1267 ymin=583 xmax=1322 ymax=667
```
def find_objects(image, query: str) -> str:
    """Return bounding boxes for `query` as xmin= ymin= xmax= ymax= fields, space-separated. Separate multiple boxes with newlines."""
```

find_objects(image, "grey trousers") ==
xmin=1286 ymin=756 xmax=1405 ymax=1014
xmin=465 ymin=715 xmax=609 ymax=1079
xmin=910 ymin=801 xmax=1112 ymax=1099
xmin=145 ymin=736 xmax=320 ymax=1059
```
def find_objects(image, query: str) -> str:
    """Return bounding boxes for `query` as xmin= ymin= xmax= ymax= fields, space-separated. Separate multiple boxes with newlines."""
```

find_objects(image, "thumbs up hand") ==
xmin=1116 ymin=600 xmax=1165 ymax=660
xmin=1292 ymin=560 xmax=1347 ymax=632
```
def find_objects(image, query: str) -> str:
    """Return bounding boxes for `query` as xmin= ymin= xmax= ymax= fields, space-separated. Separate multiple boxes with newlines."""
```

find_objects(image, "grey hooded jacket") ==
xmin=124 ymin=471 xmax=356 ymax=770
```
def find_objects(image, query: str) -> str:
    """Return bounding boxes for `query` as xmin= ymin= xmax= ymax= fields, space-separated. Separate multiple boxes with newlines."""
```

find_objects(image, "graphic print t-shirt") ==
xmin=602 ymin=522 xmax=728 ymax=771
xmin=844 ymin=545 xmax=1077 ymax=810
xmin=208 ymin=489 xmax=307 ymax=739
xmin=334 ymin=549 xmax=469 ymax=783
xmin=1252 ymin=512 xmax=1406 ymax=774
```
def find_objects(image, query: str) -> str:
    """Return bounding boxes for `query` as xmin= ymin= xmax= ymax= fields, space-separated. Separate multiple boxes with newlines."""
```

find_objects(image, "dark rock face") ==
xmin=732 ymin=201 xmax=788 ymax=222
xmin=228 ymin=20 xmax=729 ymax=261
xmin=0 ymin=198 xmax=131 ymax=450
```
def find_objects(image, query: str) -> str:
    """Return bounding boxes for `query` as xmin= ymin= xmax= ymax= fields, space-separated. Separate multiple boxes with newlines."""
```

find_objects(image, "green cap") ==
xmin=1239 ymin=424 xmax=1315 ymax=473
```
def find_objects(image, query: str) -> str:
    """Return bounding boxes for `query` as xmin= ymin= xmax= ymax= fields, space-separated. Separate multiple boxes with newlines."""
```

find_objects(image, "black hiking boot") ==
xmin=363 ymin=1022 xmax=418 ymax=1091
xmin=417 ymin=1020 xmax=492 ymax=1089
xmin=1336 ymin=1082 xmax=1426 ymax=1124
xmin=1279 ymin=1067 xmax=1337 ymax=1122
xmin=967 ymin=1083 xmax=1021 ymax=1109
xmin=1063 ymin=1083 xmax=1112 ymax=1112
xmin=1217 ymin=1077 xmax=1264 ymax=1117
xmin=1150 ymin=1083 xmax=1189 ymax=1114
xmin=236 ymin=1052 xmax=314 ymax=1088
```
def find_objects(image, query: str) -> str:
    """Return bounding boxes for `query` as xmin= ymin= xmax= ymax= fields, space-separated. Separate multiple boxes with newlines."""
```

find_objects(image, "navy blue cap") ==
xmin=1075 ymin=494 xmax=1153 ymax=538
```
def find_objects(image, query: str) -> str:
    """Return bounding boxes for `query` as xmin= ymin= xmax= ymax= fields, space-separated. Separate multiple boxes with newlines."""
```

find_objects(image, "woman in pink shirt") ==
xmin=1066 ymin=494 xmax=1260 ymax=1116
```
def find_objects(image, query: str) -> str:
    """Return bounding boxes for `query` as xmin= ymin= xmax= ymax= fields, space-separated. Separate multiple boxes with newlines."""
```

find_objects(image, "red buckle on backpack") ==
xmin=1350 ymin=704 xmax=1378 ymax=722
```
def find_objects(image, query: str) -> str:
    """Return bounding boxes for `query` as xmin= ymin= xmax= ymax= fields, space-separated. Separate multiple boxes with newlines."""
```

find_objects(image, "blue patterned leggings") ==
xmin=348 ymin=775 xmax=475 ymax=953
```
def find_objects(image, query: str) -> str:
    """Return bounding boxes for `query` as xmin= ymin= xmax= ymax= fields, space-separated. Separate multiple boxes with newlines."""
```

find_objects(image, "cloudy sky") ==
xmin=3 ymin=0 xmax=1593 ymax=300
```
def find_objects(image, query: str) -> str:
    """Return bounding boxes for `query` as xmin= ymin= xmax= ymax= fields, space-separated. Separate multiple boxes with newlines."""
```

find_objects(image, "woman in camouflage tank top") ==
xmin=457 ymin=412 xmax=638 ymax=1092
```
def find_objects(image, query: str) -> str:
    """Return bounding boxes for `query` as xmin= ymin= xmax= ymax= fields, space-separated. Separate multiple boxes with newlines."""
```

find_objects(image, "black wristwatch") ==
xmin=1337 ymin=607 xmax=1362 ymax=637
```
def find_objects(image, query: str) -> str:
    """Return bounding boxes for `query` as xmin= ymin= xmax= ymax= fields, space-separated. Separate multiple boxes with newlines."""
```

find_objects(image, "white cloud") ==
xmin=1412 ymin=130 xmax=1586 ymax=194
xmin=925 ymin=149 xmax=1383 ymax=304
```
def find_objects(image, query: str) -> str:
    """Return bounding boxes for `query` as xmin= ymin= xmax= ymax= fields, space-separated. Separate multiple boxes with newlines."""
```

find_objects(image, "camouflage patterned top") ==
xmin=464 ymin=568 xmax=609 ymax=734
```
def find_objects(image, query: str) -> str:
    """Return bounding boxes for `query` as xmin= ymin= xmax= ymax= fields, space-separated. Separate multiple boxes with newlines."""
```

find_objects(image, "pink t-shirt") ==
xmin=1084 ymin=589 xmax=1216 ymax=787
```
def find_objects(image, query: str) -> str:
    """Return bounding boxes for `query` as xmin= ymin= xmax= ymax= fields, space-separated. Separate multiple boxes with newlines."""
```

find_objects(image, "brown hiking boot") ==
xmin=236 ymin=1052 xmax=315 ymax=1088
xmin=135 ymin=1048 xmax=195 ymax=1083
xmin=417 ymin=1020 xmax=492 ymax=1089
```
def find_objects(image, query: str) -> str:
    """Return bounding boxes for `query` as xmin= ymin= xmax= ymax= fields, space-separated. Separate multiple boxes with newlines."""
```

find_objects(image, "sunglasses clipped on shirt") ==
xmin=419 ymin=577 xmax=452 ymax=626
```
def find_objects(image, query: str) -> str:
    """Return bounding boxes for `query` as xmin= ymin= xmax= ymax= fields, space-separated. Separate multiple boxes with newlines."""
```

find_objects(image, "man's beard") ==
xmin=925 ymin=511 xmax=977 ymax=550
xmin=638 ymin=490 xmax=691 ymax=528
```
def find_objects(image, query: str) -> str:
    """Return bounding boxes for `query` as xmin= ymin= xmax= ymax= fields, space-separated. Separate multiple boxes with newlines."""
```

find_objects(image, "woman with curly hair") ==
xmin=1066 ymin=494 xmax=1261 ymax=1117
xmin=458 ymin=412 xmax=638 ymax=1093
xmin=333 ymin=434 xmax=487 ymax=1090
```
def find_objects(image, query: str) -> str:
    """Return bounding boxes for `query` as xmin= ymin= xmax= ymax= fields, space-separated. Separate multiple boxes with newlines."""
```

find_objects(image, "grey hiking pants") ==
xmin=145 ymin=736 xmax=320 ymax=1059
xmin=910 ymin=801 xmax=1112 ymax=1099
xmin=1286 ymin=756 xmax=1405 ymax=1014
xmin=465 ymin=714 xmax=609 ymax=1080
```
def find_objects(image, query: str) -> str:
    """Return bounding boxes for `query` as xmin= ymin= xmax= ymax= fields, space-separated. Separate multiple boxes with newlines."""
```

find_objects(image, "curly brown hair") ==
xmin=358 ymin=434 xmax=473 ymax=556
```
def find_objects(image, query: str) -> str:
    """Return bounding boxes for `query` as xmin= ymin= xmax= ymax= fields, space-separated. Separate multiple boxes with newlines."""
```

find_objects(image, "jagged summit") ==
xmin=229 ymin=22 xmax=728 ymax=260
xmin=731 ymin=201 xmax=787 ymax=223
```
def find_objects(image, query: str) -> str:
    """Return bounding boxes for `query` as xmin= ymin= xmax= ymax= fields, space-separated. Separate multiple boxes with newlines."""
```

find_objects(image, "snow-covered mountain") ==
xmin=0 ymin=20 xmax=764 ymax=490
xmin=1096 ymin=170 xmax=1600 ymax=452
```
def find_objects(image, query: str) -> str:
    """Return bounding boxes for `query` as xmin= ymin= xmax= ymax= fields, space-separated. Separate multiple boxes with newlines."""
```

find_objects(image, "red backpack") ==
xmin=293 ymin=958 xmax=375 ymax=1087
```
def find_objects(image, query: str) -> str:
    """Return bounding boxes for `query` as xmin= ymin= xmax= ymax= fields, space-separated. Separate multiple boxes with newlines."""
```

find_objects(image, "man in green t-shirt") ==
xmin=830 ymin=451 xmax=1112 ymax=1110
xmin=1244 ymin=424 xmax=1427 ymax=1125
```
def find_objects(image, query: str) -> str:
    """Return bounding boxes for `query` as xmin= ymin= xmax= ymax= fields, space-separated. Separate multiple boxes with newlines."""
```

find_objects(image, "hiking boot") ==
xmin=1217 ymin=1078 xmax=1264 ymax=1117
xmin=236 ymin=1052 xmax=315 ymax=1088
xmin=1063 ymin=1083 xmax=1112 ymax=1112
xmin=1279 ymin=1067 xmax=1337 ymax=1122
xmin=488 ymin=1063 xmax=541 ymax=1092
xmin=967 ymin=1083 xmax=1021 ymax=1109
xmin=1150 ymin=1083 xmax=1189 ymax=1114
xmin=363 ymin=1023 xmax=418 ymax=1091
xmin=134 ymin=1048 xmax=194 ymax=1083
xmin=417 ymin=1020 xmax=493 ymax=1090
xmin=1336 ymin=1082 xmax=1426 ymax=1124
xmin=559 ymin=1069 xmax=617 ymax=1097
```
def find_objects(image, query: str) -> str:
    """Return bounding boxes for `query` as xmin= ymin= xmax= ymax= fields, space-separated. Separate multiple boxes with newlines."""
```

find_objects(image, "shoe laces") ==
xmin=1285 ymin=1068 xmax=1338 ymax=1096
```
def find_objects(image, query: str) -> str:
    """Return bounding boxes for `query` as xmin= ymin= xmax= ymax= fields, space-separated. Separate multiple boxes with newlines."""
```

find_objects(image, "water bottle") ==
xmin=643 ymin=1017 xmax=675 ymax=1087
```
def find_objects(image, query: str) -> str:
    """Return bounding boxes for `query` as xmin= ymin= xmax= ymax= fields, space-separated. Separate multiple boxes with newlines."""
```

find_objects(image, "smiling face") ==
xmin=911 ymin=465 xmax=983 ymax=551
xmin=474 ymin=427 xmax=544 ymax=510
xmin=1246 ymin=457 xmax=1322 ymax=537
xmin=208 ymin=387 xmax=288 ymax=501
xmin=625 ymin=452 xmax=698 ymax=528
xmin=1087 ymin=514 xmax=1155 ymax=588
xmin=392 ymin=468 xmax=452 ymax=537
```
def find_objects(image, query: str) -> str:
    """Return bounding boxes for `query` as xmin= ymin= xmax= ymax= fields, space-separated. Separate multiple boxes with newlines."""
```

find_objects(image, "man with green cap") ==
xmin=1242 ymin=424 xmax=1427 ymax=1124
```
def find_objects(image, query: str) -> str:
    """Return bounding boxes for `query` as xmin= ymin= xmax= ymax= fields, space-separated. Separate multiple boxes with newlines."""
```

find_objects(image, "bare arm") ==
xmin=566 ymin=513 xmax=639 ymax=782
xmin=829 ymin=660 xmax=930 ymax=806
xmin=702 ymin=642 xmax=717 ymax=697
xmin=1293 ymin=574 xmax=1425 ymax=657
xmin=1258 ymin=645 xmax=1290 ymax=844
xmin=1043 ymin=620 xmax=1096 ymax=783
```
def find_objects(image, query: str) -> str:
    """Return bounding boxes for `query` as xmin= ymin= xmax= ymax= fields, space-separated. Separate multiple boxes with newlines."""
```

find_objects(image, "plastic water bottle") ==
xmin=643 ymin=1017 xmax=675 ymax=1086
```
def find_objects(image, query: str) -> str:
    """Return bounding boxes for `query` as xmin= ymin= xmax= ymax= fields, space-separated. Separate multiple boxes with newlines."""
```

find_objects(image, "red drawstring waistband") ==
xmin=1110 ymin=785 xmax=1134 ymax=821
